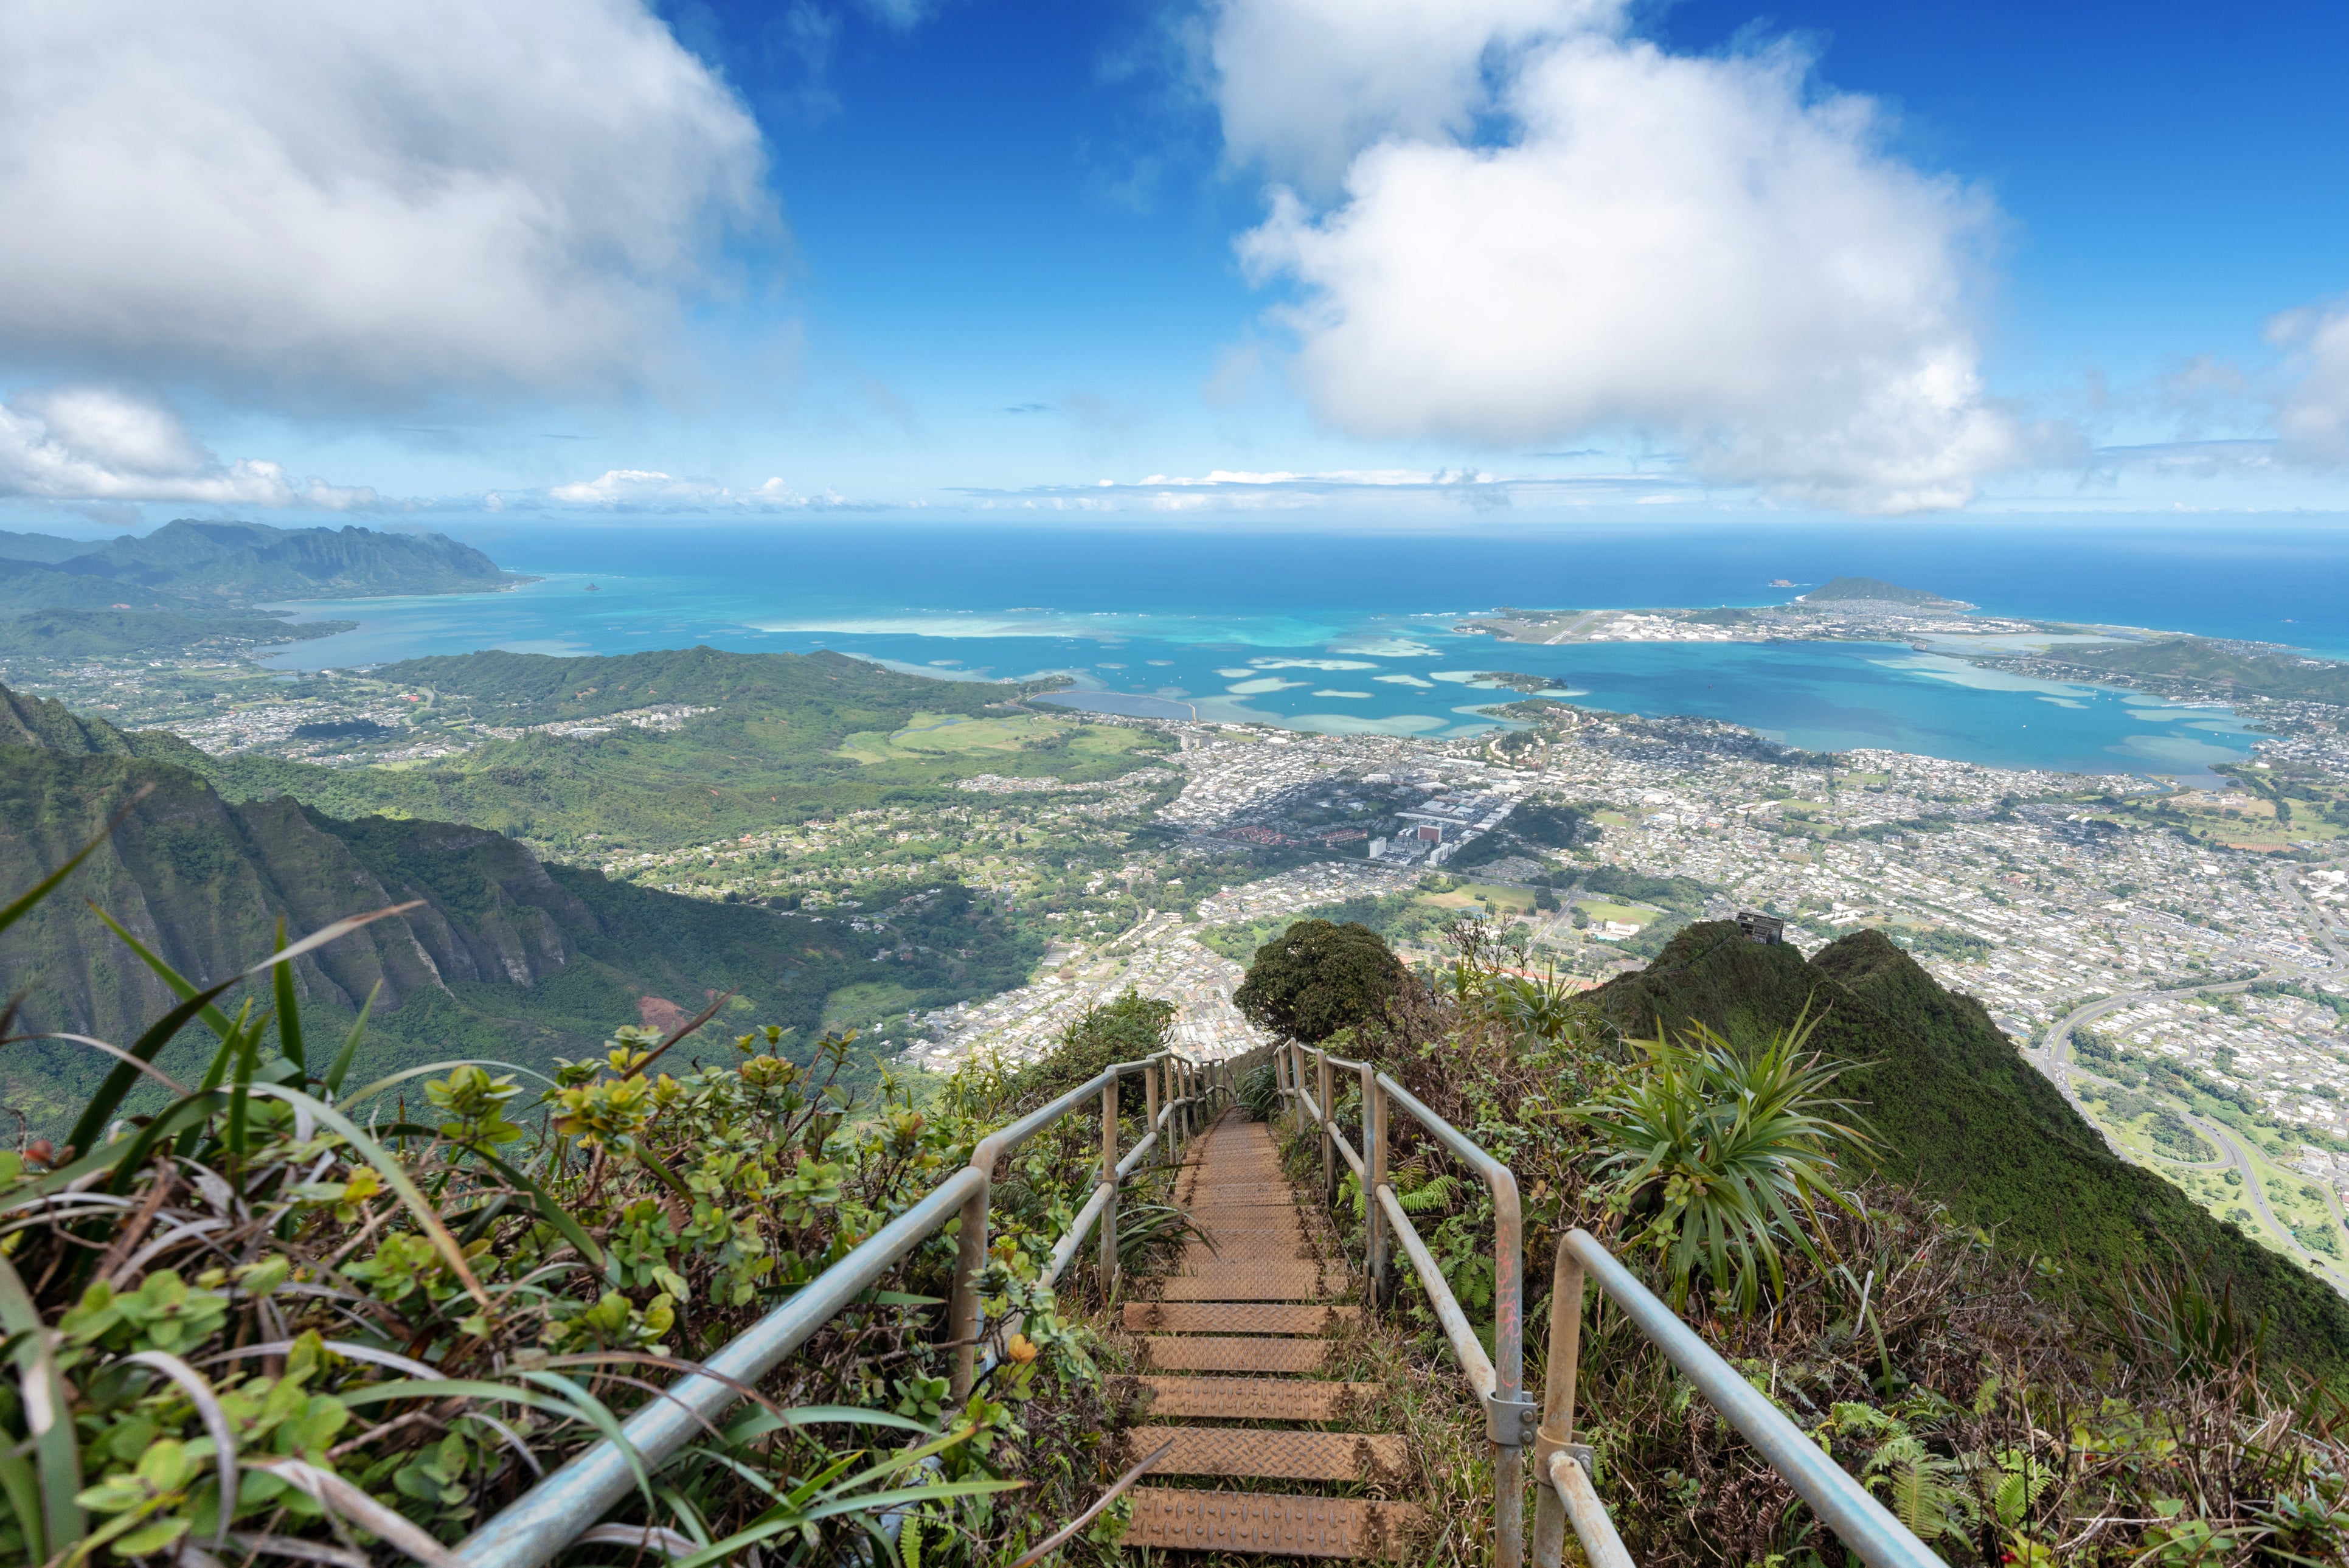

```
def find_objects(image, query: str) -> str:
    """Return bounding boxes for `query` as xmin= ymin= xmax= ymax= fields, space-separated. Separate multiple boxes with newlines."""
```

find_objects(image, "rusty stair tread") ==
xmin=1132 ymin=1427 xmax=1409 ymax=1482
xmin=1126 ymin=1488 xmax=1423 ymax=1558
xmin=1142 ymin=1334 xmax=1328 ymax=1373
xmin=1125 ymin=1302 xmax=1357 ymax=1334
xmin=1136 ymin=1375 xmax=1384 ymax=1421
xmin=1156 ymin=1258 xmax=1344 ymax=1296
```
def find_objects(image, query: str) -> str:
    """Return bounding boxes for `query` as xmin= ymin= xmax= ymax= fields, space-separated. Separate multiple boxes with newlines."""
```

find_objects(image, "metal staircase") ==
xmin=1121 ymin=1112 xmax=1424 ymax=1558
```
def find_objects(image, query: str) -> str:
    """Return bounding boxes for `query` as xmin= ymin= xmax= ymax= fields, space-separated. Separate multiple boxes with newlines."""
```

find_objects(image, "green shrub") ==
xmin=0 ymin=827 xmax=1124 ymax=1567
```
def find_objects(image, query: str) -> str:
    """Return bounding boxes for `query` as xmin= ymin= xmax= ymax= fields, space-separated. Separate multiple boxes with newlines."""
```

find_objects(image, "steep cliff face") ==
xmin=0 ymin=681 xmax=1038 ymax=1134
xmin=1589 ymin=921 xmax=2349 ymax=1372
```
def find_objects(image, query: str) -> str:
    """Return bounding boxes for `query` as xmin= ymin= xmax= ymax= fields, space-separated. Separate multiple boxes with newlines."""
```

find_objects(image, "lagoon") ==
xmin=257 ymin=519 xmax=2318 ymax=782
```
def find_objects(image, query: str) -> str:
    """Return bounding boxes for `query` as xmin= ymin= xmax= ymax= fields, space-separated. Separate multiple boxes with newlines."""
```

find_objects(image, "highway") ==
xmin=2039 ymin=970 xmax=2349 ymax=1292
xmin=2182 ymin=1109 xmax=2340 ymax=1280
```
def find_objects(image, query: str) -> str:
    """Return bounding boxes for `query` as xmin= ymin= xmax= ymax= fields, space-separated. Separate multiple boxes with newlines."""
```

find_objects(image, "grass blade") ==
xmin=122 ymin=1350 xmax=238 ymax=1549
xmin=272 ymin=917 xmax=306 ymax=1074
xmin=339 ymin=1059 xmax=557 ymax=1109
xmin=0 ymin=1250 xmax=82 ymax=1555
xmin=61 ymin=975 xmax=244 ymax=1162
xmin=90 ymin=904 xmax=237 ymax=1042
xmin=322 ymin=983 xmax=377 ymax=1095
xmin=0 ymin=784 xmax=152 ymax=940
xmin=474 ymin=1150 xmax=608 ymax=1277
xmin=246 ymin=1084 xmax=493 ymax=1311
xmin=721 ymin=1404 xmax=941 ymax=1445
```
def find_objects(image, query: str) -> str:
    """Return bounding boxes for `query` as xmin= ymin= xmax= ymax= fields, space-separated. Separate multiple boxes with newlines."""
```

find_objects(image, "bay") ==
xmin=255 ymin=518 xmax=2330 ymax=782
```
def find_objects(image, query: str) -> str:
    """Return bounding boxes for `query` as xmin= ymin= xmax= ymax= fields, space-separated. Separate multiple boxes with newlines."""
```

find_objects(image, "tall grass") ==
xmin=1275 ymin=917 xmax=2349 ymax=1567
xmin=0 ymin=824 xmax=1140 ymax=1567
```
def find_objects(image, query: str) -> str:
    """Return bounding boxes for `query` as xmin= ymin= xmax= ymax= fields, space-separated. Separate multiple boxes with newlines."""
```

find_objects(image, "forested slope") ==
xmin=1590 ymin=921 xmax=2349 ymax=1370
xmin=0 ymin=682 xmax=1038 ymax=1133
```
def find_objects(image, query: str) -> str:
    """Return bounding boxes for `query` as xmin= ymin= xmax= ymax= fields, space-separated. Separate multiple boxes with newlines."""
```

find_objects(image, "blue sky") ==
xmin=1 ymin=0 xmax=2345 ymax=531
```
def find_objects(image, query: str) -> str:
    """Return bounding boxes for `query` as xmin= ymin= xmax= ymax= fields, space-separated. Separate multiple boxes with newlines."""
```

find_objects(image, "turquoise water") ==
xmin=257 ymin=519 xmax=2322 ymax=781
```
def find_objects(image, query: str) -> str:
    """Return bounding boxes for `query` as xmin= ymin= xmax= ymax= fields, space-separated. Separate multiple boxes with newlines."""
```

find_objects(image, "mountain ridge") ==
xmin=0 ymin=682 xmax=1038 ymax=1133
xmin=0 ymin=518 xmax=520 ymax=613
xmin=1589 ymin=920 xmax=2349 ymax=1370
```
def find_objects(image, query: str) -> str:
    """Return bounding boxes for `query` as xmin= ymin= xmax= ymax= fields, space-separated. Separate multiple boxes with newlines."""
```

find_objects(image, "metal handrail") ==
xmin=454 ymin=1044 xmax=1238 ymax=1568
xmin=1275 ymin=1050 xmax=1949 ymax=1568
xmin=1534 ymin=1230 xmax=1947 ymax=1568
xmin=1287 ymin=1040 xmax=1531 ymax=1568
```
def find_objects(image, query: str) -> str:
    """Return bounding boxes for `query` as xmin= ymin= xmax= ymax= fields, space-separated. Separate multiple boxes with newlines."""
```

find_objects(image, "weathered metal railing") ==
xmin=1278 ymin=1039 xmax=1947 ymax=1568
xmin=455 ymin=1045 xmax=1238 ymax=1568
xmin=1283 ymin=1041 xmax=1533 ymax=1568
xmin=1533 ymin=1230 xmax=1946 ymax=1568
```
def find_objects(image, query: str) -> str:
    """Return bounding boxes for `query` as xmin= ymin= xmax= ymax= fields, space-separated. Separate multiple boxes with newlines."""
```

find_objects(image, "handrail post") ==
xmin=1145 ymin=1055 xmax=1161 ymax=1168
xmin=1361 ymin=1061 xmax=1383 ymax=1303
xmin=1533 ymin=1240 xmax=1586 ymax=1567
xmin=1171 ymin=1056 xmax=1185 ymax=1166
xmin=1316 ymin=1050 xmax=1335 ymax=1201
xmin=1099 ymin=1076 xmax=1120 ymax=1300
xmin=1493 ymin=1171 xmax=1527 ymax=1568
xmin=948 ymin=1173 xmax=989 ymax=1401
xmin=1290 ymin=1041 xmax=1308 ymax=1134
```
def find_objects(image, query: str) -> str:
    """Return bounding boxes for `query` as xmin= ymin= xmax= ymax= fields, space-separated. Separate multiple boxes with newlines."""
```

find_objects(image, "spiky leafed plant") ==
xmin=1573 ymin=1009 xmax=1874 ymax=1313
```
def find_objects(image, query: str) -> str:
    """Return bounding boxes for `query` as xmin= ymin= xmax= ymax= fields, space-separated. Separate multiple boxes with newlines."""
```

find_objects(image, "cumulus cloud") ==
xmin=2270 ymin=300 xmax=2349 ymax=466
xmin=0 ymin=387 xmax=375 ymax=507
xmin=547 ymin=470 xmax=848 ymax=510
xmin=1212 ymin=0 xmax=1623 ymax=193
xmin=1214 ymin=2 xmax=2025 ymax=513
xmin=0 ymin=1 xmax=766 ymax=402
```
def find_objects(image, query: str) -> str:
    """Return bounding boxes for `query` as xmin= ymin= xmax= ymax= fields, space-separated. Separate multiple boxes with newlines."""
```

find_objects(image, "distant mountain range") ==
xmin=0 ymin=518 xmax=520 ymax=615
xmin=0 ymin=681 xmax=1039 ymax=1134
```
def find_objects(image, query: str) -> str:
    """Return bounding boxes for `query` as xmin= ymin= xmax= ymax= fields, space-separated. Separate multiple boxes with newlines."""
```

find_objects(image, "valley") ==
xmin=5 ymin=530 xmax=2349 ymax=1291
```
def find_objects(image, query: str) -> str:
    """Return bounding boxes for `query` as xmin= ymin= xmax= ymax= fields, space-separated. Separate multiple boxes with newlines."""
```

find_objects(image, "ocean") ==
xmin=258 ymin=516 xmax=2349 ymax=782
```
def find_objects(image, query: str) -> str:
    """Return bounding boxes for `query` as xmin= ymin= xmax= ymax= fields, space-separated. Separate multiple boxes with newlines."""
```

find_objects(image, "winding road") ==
xmin=2039 ymin=973 xmax=2349 ymax=1289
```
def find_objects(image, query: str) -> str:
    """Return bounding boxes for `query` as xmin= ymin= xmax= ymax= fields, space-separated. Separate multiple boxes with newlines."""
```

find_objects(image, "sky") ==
xmin=1 ymin=0 xmax=2346 ymax=533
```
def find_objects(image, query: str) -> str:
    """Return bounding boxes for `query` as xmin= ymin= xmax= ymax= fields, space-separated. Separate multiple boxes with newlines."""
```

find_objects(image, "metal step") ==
xmin=1134 ymin=1376 xmax=1384 ymax=1422
xmin=1160 ymin=1268 xmax=1345 ymax=1302
xmin=1125 ymin=1302 xmax=1357 ymax=1335
xmin=1126 ymin=1488 xmax=1423 ymax=1558
xmin=1133 ymin=1427 xmax=1407 ymax=1483
xmin=1142 ymin=1335 xmax=1328 ymax=1373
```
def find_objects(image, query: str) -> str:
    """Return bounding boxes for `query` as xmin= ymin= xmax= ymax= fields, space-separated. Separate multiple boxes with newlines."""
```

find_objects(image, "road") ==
xmin=2182 ymin=1109 xmax=2345 ymax=1286
xmin=2036 ymin=977 xmax=2265 ymax=1147
xmin=2038 ymin=973 xmax=2349 ymax=1293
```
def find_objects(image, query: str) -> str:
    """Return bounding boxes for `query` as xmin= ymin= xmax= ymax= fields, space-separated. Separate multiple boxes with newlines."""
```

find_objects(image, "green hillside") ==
xmin=0 ymin=527 xmax=114 ymax=564
xmin=0 ymin=606 xmax=353 ymax=657
xmin=0 ymin=554 xmax=203 ymax=613
xmin=2042 ymin=635 xmax=2349 ymax=706
xmin=1589 ymin=921 xmax=2349 ymax=1369
xmin=0 ymin=689 xmax=1039 ymax=1134
xmin=191 ymin=647 xmax=1170 ymax=853
xmin=1797 ymin=576 xmax=1962 ymax=606
xmin=50 ymin=518 xmax=519 ymax=601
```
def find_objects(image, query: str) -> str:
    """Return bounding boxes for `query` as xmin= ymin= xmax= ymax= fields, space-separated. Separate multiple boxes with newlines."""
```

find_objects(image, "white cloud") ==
xmin=1210 ymin=0 xmax=1622 ymax=193
xmin=549 ymin=470 xmax=847 ymax=510
xmin=0 ymin=1 xmax=765 ymax=402
xmin=0 ymin=387 xmax=375 ymax=507
xmin=1214 ymin=4 xmax=2025 ymax=513
xmin=2270 ymin=299 xmax=2349 ymax=466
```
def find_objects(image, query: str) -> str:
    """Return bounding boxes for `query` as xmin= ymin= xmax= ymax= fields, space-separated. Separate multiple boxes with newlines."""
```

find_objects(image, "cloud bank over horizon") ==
xmin=0 ymin=387 xmax=375 ymax=509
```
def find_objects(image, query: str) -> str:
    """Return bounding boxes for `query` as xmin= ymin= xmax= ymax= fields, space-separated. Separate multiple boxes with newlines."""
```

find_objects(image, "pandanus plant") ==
xmin=1574 ymin=1008 xmax=1875 ymax=1313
